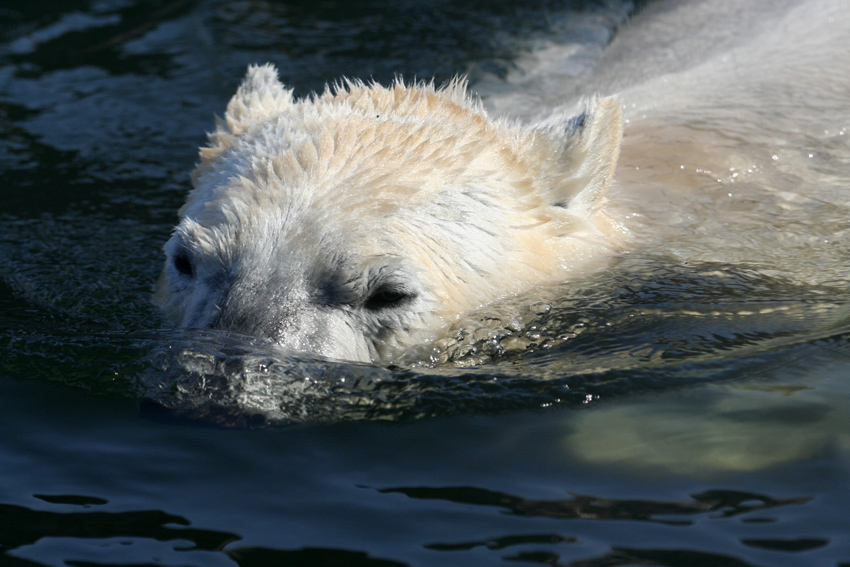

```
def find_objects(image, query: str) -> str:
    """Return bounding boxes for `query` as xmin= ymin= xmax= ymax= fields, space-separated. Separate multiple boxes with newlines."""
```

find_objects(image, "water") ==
xmin=2 ymin=0 xmax=850 ymax=565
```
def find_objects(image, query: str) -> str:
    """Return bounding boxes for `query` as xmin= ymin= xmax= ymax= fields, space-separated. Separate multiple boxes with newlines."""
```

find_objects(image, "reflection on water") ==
xmin=1 ymin=485 xmax=828 ymax=567
xmin=565 ymin=375 xmax=850 ymax=474
xmin=1 ymin=496 xmax=407 ymax=566
xmin=0 ymin=501 xmax=238 ymax=555
xmin=378 ymin=486 xmax=809 ymax=523
xmin=227 ymin=548 xmax=409 ymax=567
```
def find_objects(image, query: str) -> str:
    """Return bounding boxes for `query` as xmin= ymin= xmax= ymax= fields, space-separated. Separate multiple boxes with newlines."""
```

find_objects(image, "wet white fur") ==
xmin=155 ymin=65 xmax=623 ymax=361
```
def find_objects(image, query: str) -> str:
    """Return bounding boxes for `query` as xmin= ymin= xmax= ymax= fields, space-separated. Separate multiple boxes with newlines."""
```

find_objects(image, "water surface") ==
xmin=2 ymin=0 xmax=850 ymax=565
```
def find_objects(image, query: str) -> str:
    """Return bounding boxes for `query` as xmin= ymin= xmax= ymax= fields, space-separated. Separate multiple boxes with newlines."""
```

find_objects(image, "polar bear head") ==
xmin=155 ymin=64 xmax=622 ymax=362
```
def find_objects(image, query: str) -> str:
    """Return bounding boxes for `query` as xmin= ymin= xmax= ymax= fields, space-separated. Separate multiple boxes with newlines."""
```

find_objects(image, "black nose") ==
xmin=210 ymin=300 xmax=272 ymax=338
xmin=205 ymin=278 xmax=298 ymax=343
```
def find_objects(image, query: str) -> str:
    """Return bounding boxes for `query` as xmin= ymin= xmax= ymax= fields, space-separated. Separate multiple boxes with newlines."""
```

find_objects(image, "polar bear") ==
xmin=154 ymin=64 xmax=623 ymax=362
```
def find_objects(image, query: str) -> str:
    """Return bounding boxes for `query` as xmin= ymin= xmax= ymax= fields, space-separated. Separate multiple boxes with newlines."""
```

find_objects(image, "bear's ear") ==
xmin=532 ymin=97 xmax=623 ymax=215
xmin=223 ymin=63 xmax=294 ymax=135
xmin=194 ymin=64 xmax=294 ymax=186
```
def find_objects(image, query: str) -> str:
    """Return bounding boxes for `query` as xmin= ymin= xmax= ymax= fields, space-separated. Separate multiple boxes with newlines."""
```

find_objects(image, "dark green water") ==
xmin=3 ymin=1 xmax=850 ymax=565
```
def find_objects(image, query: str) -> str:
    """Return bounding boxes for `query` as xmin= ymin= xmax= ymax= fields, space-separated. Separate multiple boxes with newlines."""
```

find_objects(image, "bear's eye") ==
xmin=173 ymin=252 xmax=194 ymax=277
xmin=364 ymin=285 xmax=416 ymax=311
